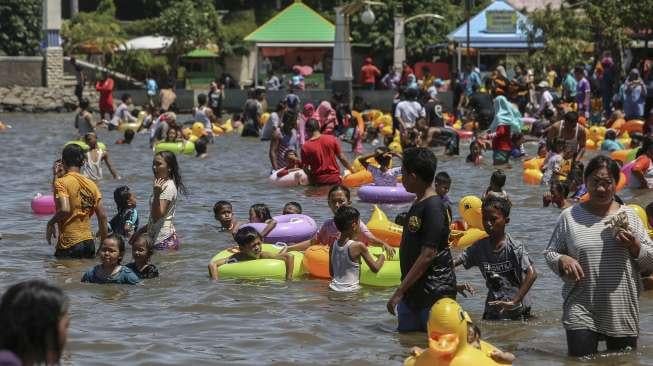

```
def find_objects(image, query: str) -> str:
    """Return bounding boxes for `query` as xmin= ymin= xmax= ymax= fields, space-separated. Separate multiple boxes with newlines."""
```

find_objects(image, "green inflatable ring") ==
xmin=65 ymin=140 xmax=107 ymax=151
xmin=154 ymin=141 xmax=195 ymax=155
xmin=360 ymin=247 xmax=401 ymax=287
xmin=210 ymin=243 xmax=305 ymax=280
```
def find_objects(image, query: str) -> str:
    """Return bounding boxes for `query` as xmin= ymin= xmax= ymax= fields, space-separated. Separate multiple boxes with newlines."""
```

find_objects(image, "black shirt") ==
xmin=424 ymin=100 xmax=444 ymax=127
xmin=400 ymin=195 xmax=456 ymax=308
xmin=468 ymin=92 xmax=493 ymax=114
xmin=126 ymin=262 xmax=159 ymax=279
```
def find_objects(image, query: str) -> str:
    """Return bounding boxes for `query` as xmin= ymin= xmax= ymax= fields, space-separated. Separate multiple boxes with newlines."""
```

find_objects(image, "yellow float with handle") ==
xmin=366 ymin=205 xmax=403 ymax=247
xmin=260 ymin=112 xmax=270 ymax=127
xmin=191 ymin=122 xmax=205 ymax=137
xmin=522 ymin=169 xmax=543 ymax=185
xmin=449 ymin=196 xmax=488 ymax=249
xmin=404 ymin=298 xmax=507 ymax=366
xmin=212 ymin=124 xmax=224 ymax=135
xmin=522 ymin=157 xmax=544 ymax=170
xmin=210 ymin=243 xmax=305 ymax=280
xmin=64 ymin=140 xmax=106 ymax=151
xmin=117 ymin=111 xmax=146 ymax=132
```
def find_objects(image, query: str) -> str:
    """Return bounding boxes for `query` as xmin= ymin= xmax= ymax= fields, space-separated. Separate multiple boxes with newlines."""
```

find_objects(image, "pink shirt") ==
xmin=316 ymin=219 xmax=374 ymax=246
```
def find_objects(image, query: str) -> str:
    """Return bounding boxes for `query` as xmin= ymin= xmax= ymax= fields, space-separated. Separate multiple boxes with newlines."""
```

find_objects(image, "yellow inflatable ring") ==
xmin=210 ymin=243 xmax=305 ymax=280
xmin=523 ymin=169 xmax=543 ymax=185
xmin=522 ymin=157 xmax=544 ymax=170
xmin=366 ymin=205 xmax=403 ymax=247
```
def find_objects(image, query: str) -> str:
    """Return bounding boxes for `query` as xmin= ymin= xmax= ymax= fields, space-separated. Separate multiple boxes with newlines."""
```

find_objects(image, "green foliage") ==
xmin=0 ymin=0 xmax=41 ymax=56
xmin=122 ymin=18 xmax=159 ymax=38
xmin=220 ymin=10 xmax=257 ymax=56
xmin=108 ymin=49 xmax=170 ymax=81
xmin=96 ymin=0 xmax=116 ymax=16
xmin=62 ymin=10 xmax=126 ymax=59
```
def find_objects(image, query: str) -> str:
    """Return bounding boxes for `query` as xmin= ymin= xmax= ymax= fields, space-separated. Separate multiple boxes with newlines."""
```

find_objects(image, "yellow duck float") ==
xmin=366 ymin=205 xmax=403 ymax=247
xmin=450 ymin=196 xmax=488 ymax=249
xmin=404 ymin=298 xmax=508 ymax=366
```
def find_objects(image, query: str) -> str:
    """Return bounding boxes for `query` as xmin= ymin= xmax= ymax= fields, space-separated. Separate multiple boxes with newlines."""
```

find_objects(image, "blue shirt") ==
xmin=600 ymin=139 xmax=624 ymax=152
xmin=82 ymin=265 xmax=141 ymax=284
xmin=146 ymin=78 xmax=158 ymax=96
xmin=464 ymin=71 xmax=482 ymax=96
xmin=109 ymin=208 xmax=139 ymax=237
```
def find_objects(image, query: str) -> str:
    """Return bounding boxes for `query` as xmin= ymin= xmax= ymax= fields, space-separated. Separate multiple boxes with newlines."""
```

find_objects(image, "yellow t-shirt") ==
xmin=54 ymin=172 xmax=102 ymax=249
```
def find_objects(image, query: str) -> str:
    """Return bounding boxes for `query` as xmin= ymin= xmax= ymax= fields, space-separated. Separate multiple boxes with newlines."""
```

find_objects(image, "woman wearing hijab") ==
xmin=485 ymin=96 xmax=523 ymax=165
xmin=298 ymin=103 xmax=314 ymax=146
xmin=314 ymin=101 xmax=337 ymax=135
xmin=623 ymin=69 xmax=647 ymax=120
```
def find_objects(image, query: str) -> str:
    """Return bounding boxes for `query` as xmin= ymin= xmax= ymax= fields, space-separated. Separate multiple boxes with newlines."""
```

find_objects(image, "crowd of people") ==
xmin=3 ymin=53 xmax=653 ymax=365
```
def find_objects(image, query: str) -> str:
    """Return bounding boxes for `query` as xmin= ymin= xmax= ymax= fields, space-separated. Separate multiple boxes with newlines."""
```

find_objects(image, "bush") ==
xmin=109 ymin=49 xmax=171 ymax=81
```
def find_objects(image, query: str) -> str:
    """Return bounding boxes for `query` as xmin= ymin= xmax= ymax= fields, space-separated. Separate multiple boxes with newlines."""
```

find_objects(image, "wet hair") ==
xmin=395 ymin=212 xmax=408 ymax=226
xmin=469 ymin=139 xmax=481 ymax=152
xmin=550 ymin=139 xmax=565 ymax=154
xmin=490 ymin=169 xmax=506 ymax=189
xmin=197 ymin=93 xmax=207 ymax=105
xmin=154 ymin=151 xmax=188 ymax=195
xmin=234 ymin=226 xmax=261 ymax=247
xmin=283 ymin=201 xmax=302 ymax=214
xmin=61 ymin=144 xmax=86 ymax=168
xmin=334 ymin=205 xmax=360 ymax=232
xmin=79 ymin=98 xmax=90 ymax=109
xmin=605 ymin=129 xmax=617 ymax=140
xmin=550 ymin=180 xmax=570 ymax=198
xmin=103 ymin=233 xmax=126 ymax=263
xmin=646 ymin=202 xmax=653 ymax=218
xmin=564 ymin=111 xmax=578 ymax=125
xmin=213 ymin=200 xmax=232 ymax=215
xmin=250 ymin=203 xmax=272 ymax=221
xmin=468 ymin=322 xmax=481 ymax=340
xmin=543 ymin=108 xmax=554 ymax=120
xmin=405 ymin=87 xmax=419 ymax=100
xmin=121 ymin=93 xmax=131 ymax=102
xmin=482 ymin=194 xmax=511 ymax=218
xmin=402 ymin=147 xmax=437 ymax=184
xmin=328 ymin=185 xmax=351 ymax=202
xmin=574 ymin=66 xmax=584 ymax=74
xmin=435 ymin=171 xmax=452 ymax=186
xmin=195 ymin=136 xmax=208 ymax=156
xmin=0 ymin=280 xmax=69 ymax=365
xmin=132 ymin=234 xmax=153 ymax=256
xmin=584 ymin=155 xmax=620 ymax=183
xmin=113 ymin=186 xmax=132 ymax=212
xmin=275 ymin=101 xmax=287 ymax=112
xmin=124 ymin=129 xmax=135 ymax=144
xmin=284 ymin=149 xmax=297 ymax=159
xmin=306 ymin=118 xmax=321 ymax=134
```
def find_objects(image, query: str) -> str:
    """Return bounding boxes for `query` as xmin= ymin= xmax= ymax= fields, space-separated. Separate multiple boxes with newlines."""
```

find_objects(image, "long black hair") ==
xmin=154 ymin=151 xmax=188 ymax=195
xmin=113 ymin=186 xmax=132 ymax=212
xmin=0 ymin=280 xmax=69 ymax=365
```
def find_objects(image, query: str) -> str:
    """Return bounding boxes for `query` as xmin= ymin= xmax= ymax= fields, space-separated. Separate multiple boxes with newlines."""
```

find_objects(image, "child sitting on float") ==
xmin=358 ymin=146 xmax=402 ymax=186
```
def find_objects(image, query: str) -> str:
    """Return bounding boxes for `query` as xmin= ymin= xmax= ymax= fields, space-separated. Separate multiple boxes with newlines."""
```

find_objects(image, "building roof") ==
xmin=447 ymin=0 xmax=543 ymax=49
xmin=506 ymin=0 xmax=563 ymax=12
xmin=244 ymin=0 xmax=335 ymax=44
xmin=118 ymin=36 xmax=172 ymax=51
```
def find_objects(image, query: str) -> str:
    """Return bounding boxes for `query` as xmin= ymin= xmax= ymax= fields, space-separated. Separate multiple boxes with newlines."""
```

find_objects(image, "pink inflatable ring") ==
xmin=31 ymin=193 xmax=56 ymax=215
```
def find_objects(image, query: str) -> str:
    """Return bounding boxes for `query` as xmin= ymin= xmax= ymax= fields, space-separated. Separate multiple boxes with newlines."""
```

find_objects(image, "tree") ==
xmin=61 ymin=0 xmax=126 ymax=64
xmin=0 ymin=0 xmax=41 ymax=56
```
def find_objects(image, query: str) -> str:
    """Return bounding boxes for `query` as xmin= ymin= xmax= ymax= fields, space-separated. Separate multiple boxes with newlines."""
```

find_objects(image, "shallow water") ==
xmin=2 ymin=113 xmax=653 ymax=365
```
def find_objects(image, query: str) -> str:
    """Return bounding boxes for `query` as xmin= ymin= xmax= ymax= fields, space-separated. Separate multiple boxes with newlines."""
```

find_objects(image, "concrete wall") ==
xmin=0 ymin=56 xmax=44 ymax=87
xmin=113 ymin=89 xmax=196 ymax=112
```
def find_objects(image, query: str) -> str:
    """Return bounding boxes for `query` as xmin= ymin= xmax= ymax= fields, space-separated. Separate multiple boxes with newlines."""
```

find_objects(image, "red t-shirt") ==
xmin=301 ymin=134 xmax=342 ymax=185
xmin=361 ymin=64 xmax=380 ymax=84
xmin=492 ymin=125 xmax=512 ymax=151
xmin=95 ymin=78 xmax=114 ymax=110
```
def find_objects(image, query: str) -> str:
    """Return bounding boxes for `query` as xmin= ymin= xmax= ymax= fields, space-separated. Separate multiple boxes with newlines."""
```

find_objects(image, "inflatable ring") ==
xmin=622 ymin=119 xmax=644 ymax=134
xmin=117 ymin=111 xmax=145 ymax=132
xmin=260 ymin=112 xmax=270 ymax=127
xmin=358 ymin=184 xmax=415 ymax=204
xmin=303 ymin=245 xmax=330 ymax=278
xmin=459 ymin=196 xmax=484 ymax=230
xmin=220 ymin=119 xmax=234 ymax=133
xmin=585 ymin=139 xmax=598 ymax=150
xmin=522 ymin=157 xmax=544 ymax=170
xmin=523 ymin=168 xmax=543 ymax=185
xmin=366 ymin=205 xmax=403 ymax=247
xmin=455 ymin=129 xmax=474 ymax=140
xmin=343 ymin=170 xmax=373 ymax=188
xmin=210 ymin=243 xmax=305 ymax=280
xmin=610 ymin=149 xmax=637 ymax=163
xmin=65 ymin=140 xmax=107 ymax=151
xmin=31 ymin=193 xmax=55 ymax=215
xmin=628 ymin=204 xmax=653 ymax=238
xmin=154 ymin=141 xmax=195 ymax=155
xmin=269 ymin=169 xmax=309 ymax=187
xmin=212 ymin=124 xmax=224 ymax=135
xmin=303 ymin=245 xmax=400 ymax=285
xmin=244 ymin=214 xmax=317 ymax=244
xmin=450 ymin=228 xmax=488 ymax=249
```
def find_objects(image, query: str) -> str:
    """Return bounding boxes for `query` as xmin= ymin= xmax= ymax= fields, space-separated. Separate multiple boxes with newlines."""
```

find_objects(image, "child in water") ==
xmin=483 ymin=169 xmax=509 ymax=201
xmin=81 ymin=234 xmax=140 ymax=285
xmin=282 ymin=201 xmax=302 ymax=215
xmin=434 ymin=171 xmax=453 ymax=220
xmin=249 ymin=203 xmax=277 ymax=238
xmin=286 ymin=185 xmax=395 ymax=257
xmin=82 ymin=132 xmax=120 ymax=181
xmin=467 ymin=323 xmax=515 ymax=364
xmin=208 ymin=227 xmax=294 ymax=280
xmin=541 ymin=140 xmax=566 ymax=186
xmin=543 ymin=180 xmax=572 ymax=209
xmin=109 ymin=186 xmax=138 ymax=240
xmin=115 ymin=129 xmax=135 ymax=145
xmin=454 ymin=196 xmax=537 ymax=320
xmin=213 ymin=200 xmax=239 ymax=234
xmin=329 ymin=206 xmax=385 ymax=292
xmin=275 ymin=150 xmax=302 ymax=178
xmin=466 ymin=140 xmax=483 ymax=165
xmin=125 ymin=234 xmax=159 ymax=279
xmin=359 ymin=146 xmax=402 ymax=186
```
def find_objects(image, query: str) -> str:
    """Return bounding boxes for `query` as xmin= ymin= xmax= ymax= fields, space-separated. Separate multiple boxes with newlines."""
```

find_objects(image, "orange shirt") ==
xmin=54 ymin=172 xmax=102 ymax=249
xmin=361 ymin=64 xmax=380 ymax=84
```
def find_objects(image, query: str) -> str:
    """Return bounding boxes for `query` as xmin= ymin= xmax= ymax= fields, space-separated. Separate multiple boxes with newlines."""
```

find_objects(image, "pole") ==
xmin=393 ymin=15 xmax=405 ymax=71
xmin=331 ymin=6 xmax=353 ymax=107
xmin=465 ymin=0 xmax=471 ymax=67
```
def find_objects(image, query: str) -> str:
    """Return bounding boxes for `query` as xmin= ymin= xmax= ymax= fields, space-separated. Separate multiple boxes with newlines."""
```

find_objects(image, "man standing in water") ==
xmin=95 ymin=72 xmax=115 ymax=122
xmin=47 ymin=144 xmax=108 ymax=258
xmin=301 ymin=119 xmax=353 ymax=185
xmin=71 ymin=57 xmax=85 ymax=105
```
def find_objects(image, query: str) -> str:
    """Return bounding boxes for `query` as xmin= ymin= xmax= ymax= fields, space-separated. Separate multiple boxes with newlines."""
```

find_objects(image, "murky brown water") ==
xmin=2 ymin=112 xmax=653 ymax=365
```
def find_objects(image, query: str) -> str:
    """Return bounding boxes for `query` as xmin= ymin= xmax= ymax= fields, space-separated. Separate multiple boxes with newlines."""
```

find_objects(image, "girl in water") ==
xmin=137 ymin=151 xmax=187 ymax=250
xmin=109 ymin=185 xmax=138 ymax=240
xmin=358 ymin=147 xmax=402 ymax=186
xmin=125 ymin=234 xmax=159 ymax=279
xmin=286 ymin=185 xmax=395 ymax=257
xmin=249 ymin=203 xmax=277 ymax=238
xmin=81 ymin=234 xmax=140 ymax=284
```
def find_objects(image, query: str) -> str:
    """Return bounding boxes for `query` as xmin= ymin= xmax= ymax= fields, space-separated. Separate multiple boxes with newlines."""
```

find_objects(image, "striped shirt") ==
xmin=544 ymin=204 xmax=653 ymax=337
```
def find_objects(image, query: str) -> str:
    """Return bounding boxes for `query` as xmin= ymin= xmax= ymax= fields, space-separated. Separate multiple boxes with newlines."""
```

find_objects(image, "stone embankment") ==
xmin=0 ymin=86 xmax=98 ymax=112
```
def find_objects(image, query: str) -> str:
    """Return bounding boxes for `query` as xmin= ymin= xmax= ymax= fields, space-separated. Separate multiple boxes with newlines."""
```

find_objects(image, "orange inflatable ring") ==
xmin=343 ymin=170 xmax=373 ymax=188
xmin=611 ymin=118 xmax=626 ymax=131
xmin=610 ymin=149 xmax=636 ymax=163
xmin=523 ymin=169 xmax=543 ymax=185
xmin=302 ymin=245 xmax=330 ymax=279
xmin=523 ymin=157 xmax=544 ymax=170
xmin=622 ymin=120 xmax=644 ymax=134
xmin=366 ymin=205 xmax=403 ymax=247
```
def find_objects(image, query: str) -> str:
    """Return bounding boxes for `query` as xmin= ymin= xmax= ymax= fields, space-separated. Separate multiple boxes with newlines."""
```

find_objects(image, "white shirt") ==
xmin=147 ymin=179 xmax=177 ymax=244
xmin=394 ymin=101 xmax=425 ymax=128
